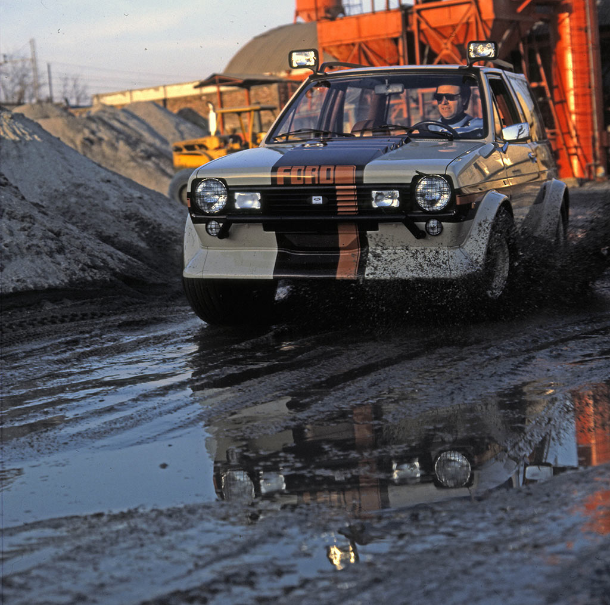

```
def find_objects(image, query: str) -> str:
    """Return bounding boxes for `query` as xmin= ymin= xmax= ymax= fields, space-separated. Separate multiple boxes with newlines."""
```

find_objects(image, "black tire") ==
xmin=168 ymin=168 xmax=194 ymax=205
xmin=479 ymin=209 xmax=518 ymax=304
xmin=183 ymin=278 xmax=277 ymax=325
xmin=555 ymin=204 xmax=569 ymax=252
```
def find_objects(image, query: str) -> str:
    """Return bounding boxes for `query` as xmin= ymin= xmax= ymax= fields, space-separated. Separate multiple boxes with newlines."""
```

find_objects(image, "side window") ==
xmin=487 ymin=76 xmax=521 ymax=137
xmin=492 ymin=99 xmax=503 ymax=138
xmin=506 ymin=75 xmax=547 ymax=141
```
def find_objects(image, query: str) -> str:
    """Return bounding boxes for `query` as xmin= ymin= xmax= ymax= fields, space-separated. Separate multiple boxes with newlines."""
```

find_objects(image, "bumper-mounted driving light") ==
xmin=426 ymin=219 xmax=443 ymax=236
xmin=206 ymin=220 xmax=222 ymax=237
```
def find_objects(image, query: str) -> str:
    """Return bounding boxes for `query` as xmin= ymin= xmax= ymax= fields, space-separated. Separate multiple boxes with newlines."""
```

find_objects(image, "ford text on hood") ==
xmin=182 ymin=44 xmax=568 ymax=325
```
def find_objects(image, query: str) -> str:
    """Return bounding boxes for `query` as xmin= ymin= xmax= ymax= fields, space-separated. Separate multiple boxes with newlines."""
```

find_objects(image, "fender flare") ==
xmin=461 ymin=190 xmax=510 ymax=268
xmin=183 ymin=214 xmax=207 ymax=277
xmin=521 ymin=179 xmax=567 ymax=241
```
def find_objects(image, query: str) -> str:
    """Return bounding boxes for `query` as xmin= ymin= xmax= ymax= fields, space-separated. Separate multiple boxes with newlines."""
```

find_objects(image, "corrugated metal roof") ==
xmin=224 ymin=22 xmax=319 ymax=75
xmin=195 ymin=74 xmax=288 ymax=89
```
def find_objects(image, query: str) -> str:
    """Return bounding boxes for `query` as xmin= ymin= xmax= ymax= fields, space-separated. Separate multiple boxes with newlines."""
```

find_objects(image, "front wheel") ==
xmin=168 ymin=168 xmax=194 ymax=205
xmin=183 ymin=278 xmax=277 ymax=325
xmin=479 ymin=210 xmax=518 ymax=304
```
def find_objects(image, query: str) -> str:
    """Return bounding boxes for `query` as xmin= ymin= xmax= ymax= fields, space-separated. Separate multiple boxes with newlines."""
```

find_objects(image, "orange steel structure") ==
xmin=295 ymin=0 xmax=606 ymax=181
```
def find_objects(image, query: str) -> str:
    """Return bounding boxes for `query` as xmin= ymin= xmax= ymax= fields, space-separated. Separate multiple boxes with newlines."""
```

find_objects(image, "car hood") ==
xmin=195 ymin=137 xmax=485 ymax=186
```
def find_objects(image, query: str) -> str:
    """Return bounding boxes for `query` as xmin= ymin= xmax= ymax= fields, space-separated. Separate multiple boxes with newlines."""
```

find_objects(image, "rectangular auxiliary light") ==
xmin=467 ymin=41 xmax=498 ymax=65
xmin=234 ymin=192 xmax=261 ymax=210
xmin=289 ymin=49 xmax=319 ymax=70
xmin=372 ymin=190 xmax=400 ymax=208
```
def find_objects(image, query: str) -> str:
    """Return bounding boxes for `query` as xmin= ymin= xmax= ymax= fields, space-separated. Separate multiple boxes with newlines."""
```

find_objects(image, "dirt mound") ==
xmin=122 ymin=101 xmax=207 ymax=145
xmin=177 ymin=107 xmax=210 ymax=132
xmin=14 ymin=101 xmax=206 ymax=195
xmin=0 ymin=109 xmax=185 ymax=296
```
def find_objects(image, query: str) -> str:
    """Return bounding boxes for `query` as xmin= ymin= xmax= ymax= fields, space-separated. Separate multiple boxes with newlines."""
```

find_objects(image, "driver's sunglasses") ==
xmin=434 ymin=93 xmax=460 ymax=102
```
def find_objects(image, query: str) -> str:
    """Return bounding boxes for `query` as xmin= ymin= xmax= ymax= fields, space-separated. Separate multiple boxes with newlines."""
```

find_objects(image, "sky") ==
xmin=1 ymin=0 xmax=296 ymax=96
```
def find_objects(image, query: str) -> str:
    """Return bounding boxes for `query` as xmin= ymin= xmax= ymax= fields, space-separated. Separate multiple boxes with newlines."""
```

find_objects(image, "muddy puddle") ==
xmin=2 ymin=187 xmax=609 ymax=603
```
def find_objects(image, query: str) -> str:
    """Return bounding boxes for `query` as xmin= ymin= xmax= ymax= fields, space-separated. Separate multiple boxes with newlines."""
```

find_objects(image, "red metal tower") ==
xmin=295 ymin=0 xmax=607 ymax=181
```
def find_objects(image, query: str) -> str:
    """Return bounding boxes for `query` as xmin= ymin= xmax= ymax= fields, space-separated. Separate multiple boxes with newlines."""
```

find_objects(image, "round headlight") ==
xmin=434 ymin=451 xmax=472 ymax=488
xmin=415 ymin=176 xmax=451 ymax=212
xmin=194 ymin=178 xmax=227 ymax=214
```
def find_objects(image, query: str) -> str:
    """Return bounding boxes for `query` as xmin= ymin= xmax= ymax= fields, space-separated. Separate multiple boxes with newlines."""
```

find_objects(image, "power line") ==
xmin=51 ymin=60 xmax=201 ymax=80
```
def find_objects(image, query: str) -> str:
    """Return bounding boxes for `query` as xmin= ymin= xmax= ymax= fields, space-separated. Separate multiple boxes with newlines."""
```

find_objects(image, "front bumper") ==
xmin=183 ymin=192 xmax=504 ymax=282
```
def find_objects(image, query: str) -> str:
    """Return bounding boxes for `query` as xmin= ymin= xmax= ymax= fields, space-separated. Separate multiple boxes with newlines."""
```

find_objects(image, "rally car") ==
xmin=182 ymin=42 xmax=568 ymax=324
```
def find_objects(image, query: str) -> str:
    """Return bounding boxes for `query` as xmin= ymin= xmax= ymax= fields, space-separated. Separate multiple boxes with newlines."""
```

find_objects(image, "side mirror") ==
xmin=524 ymin=464 xmax=553 ymax=483
xmin=289 ymin=49 xmax=319 ymax=72
xmin=502 ymin=122 xmax=530 ymax=142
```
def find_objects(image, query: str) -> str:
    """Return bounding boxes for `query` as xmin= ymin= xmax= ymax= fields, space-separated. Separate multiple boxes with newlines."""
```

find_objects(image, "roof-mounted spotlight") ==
xmin=467 ymin=41 xmax=498 ymax=66
xmin=289 ymin=49 xmax=319 ymax=73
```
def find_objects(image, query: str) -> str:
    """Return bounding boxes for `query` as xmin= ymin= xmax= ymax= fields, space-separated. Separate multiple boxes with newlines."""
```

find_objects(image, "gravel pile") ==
xmin=0 ymin=109 xmax=186 ymax=296
xmin=14 ymin=101 xmax=206 ymax=194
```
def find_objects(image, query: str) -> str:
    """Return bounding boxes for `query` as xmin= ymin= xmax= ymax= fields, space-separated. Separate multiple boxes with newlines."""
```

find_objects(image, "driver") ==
xmin=432 ymin=83 xmax=483 ymax=135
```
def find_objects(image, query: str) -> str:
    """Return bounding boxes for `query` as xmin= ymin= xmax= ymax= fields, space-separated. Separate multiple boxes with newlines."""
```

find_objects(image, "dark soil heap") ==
xmin=0 ymin=109 xmax=186 ymax=296
xmin=14 ymin=101 xmax=206 ymax=195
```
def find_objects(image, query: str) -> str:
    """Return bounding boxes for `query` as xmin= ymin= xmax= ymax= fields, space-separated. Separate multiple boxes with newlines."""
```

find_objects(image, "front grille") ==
xmin=235 ymin=185 xmax=411 ymax=215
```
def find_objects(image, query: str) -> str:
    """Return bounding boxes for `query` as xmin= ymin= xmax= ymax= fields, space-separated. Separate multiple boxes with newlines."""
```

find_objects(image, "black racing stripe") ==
xmin=273 ymin=232 xmax=341 ymax=279
xmin=271 ymin=138 xmax=405 ymax=184
xmin=357 ymin=228 xmax=369 ymax=279
xmin=270 ymin=138 xmax=402 ymax=279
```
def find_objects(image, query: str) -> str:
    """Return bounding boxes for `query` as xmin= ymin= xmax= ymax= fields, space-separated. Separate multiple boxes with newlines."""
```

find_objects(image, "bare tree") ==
xmin=0 ymin=53 xmax=36 ymax=104
xmin=60 ymin=73 xmax=89 ymax=107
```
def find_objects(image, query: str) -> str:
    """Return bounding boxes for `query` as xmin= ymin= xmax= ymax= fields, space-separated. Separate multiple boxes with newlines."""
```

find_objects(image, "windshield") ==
xmin=269 ymin=72 xmax=486 ymax=142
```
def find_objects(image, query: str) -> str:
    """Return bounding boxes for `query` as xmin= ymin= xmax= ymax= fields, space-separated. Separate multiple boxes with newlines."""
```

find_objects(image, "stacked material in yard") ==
xmin=14 ymin=101 xmax=206 ymax=195
xmin=0 ymin=109 xmax=185 ymax=296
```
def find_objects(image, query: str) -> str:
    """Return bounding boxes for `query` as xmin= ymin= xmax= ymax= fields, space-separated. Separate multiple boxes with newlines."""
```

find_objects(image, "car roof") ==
xmin=312 ymin=64 xmax=519 ymax=78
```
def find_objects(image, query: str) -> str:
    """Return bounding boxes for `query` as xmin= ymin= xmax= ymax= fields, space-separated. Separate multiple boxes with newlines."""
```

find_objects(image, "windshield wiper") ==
xmin=352 ymin=123 xmax=409 ymax=134
xmin=271 ymin=128 xmax=354 ymax=141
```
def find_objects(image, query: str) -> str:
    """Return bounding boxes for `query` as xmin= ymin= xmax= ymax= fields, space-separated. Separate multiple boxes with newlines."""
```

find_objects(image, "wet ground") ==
xmin=2 ymin=186 xmax=610 ymax=604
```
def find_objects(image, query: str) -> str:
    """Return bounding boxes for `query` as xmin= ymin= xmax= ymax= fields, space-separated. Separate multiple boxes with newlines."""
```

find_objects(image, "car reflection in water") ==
xmin=210 ymin=383 xmax=608 ymax=510
xmin=202 ymin=381 xmax=609 ymax=568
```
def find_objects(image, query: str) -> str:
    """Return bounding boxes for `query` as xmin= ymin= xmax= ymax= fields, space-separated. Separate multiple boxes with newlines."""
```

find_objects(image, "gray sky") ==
xmin=1 ymin=0 xmax=295 ymax=95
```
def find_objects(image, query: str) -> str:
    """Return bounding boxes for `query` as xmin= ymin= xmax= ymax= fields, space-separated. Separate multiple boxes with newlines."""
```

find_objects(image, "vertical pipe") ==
xmin=584 ymin=0 xmax=606 ymax=178
xmin=558 ymin=0 xmax=605 ymax=179
xmin=555 ymin=8 xmax=580 ymax=178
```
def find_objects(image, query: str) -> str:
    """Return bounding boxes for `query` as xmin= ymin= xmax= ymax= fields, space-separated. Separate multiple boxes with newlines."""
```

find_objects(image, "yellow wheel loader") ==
xmin=169 ymin=104 xmax=276 ymax=205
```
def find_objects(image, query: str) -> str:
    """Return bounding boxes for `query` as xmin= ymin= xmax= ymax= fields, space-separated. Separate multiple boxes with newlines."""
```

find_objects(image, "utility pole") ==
xmin=47 ymin=63 xmax=53 ymax=102
xmin=30 ymin=38 xmax=40 ymax=102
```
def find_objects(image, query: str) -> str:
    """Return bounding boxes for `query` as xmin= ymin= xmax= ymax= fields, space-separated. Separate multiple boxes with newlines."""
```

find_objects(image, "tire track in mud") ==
xmin=3 ymin=284 xmax=609 ymax=461
xmin=188 ymin=297 xmax=610 ymax=445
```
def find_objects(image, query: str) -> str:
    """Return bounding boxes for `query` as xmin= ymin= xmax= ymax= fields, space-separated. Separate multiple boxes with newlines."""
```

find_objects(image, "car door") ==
xmin=486 ymin=74 xmax=539 ymax=227
xmin=505 ymin=73 xmax=556 ymax=183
